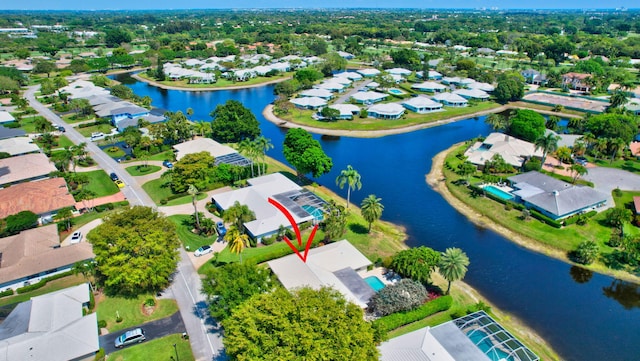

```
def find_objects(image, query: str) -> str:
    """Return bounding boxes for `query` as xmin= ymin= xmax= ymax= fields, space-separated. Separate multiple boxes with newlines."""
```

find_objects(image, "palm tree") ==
xmin=186 ymin=107 xmax=194 ymax=120
xmin=485 ymin=113 xmax=508 ymax=132
xmin=609 ymin=90 xmax=629 ymax=110
xmin=534 ymin=133 xmax=559 ymax=168
xmin=224 ymin=225 xmax=250 ymax=263
xmin=254 ymin=136 xmax=273 ymax=175
xmin=439 ymin=248 xmax=470 ymax=295
xmin=594 ymin=138 xmax=609 ymax=160
xmin=360 ymin=194 xmax=384 ymax=233
xmin=222 ymin=201 xmax=255 ymax=233
xmin=336 ymin=165 xmax=362 ymax=209
xmin=188 ymin=184 xmax=201 ymax=232
xmin=608 ymin=137 xmax=627 ymax=163
xmin=569 ymin=164 xmax=588 ymax=183
xmin=580 ymin=132 xmax=596 ymax=150
xmin=238 ymin=139 xmax=258 ymax=177
xmin=53 ymin=206 xmax=74 ymax=231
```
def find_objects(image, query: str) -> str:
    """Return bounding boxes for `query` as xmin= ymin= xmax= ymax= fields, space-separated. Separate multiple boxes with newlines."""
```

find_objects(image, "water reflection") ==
xmin=569 ymin=265 xmax=594 ymax=284
xmin=602 ymin=279 xmax=640 ymax=310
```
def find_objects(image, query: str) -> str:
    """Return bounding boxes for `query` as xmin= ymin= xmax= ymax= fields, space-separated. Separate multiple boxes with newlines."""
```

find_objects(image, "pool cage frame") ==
xmin=454 ymin=311 xmax=540 ymax=361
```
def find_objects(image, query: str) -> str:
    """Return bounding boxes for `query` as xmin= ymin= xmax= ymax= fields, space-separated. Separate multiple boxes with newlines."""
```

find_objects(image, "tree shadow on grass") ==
xmin=348 ymin=223 xmax=368 ymax=235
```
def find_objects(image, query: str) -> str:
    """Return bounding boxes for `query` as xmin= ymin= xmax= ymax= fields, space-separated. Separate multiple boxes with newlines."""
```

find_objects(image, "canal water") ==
xmin=113 ymin=73 xmax=640 ymax=361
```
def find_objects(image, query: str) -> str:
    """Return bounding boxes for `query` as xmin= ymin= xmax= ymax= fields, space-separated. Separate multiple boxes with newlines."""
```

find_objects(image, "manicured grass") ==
xmin=278 ymin=101 xmax=501 ymax=131
xmin=18 ymin=115 xmax=47 ymax=133
xmin=104 ymin=145 xmax=126 ymax=159
xmin=125 ymin=165 xmax=162 ymax=176
xmin=75 ymin=123 xmax=115 ymax=137
xmin=108 ymin=333 xmax=194 ymax=361
xmin=95 ymin=294 xmax=179 ymax=333
xmin=81 ymin=169 xmax=120 ymax=198
xmin=591 ymin=158 xmax=640 ymax=174
xmin=165 ymin=192 xmax=207 ymax=207
xmin=61 ymin=113 xmax=95 ymax=124
xmin=148 ymin=150 xmax=175 ymax=162
xmin=168 ymin=214 xmax=220 ymax=252
xmin=142 ymin=177 xmax=174 ymax=205
xmin=56 ymin=135 xmax=75 ymax=148
xmin=510 ymin=101 xmax=587 ymax=117
xmin=0 ymin=274 xmax=86 ymax=308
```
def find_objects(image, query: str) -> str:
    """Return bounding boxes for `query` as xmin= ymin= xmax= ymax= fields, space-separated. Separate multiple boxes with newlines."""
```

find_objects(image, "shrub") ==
xmin=97 ymin=320 xmax=107 ymax=328
xmin=144 ymin=297 xmax=156 ymax=307
xmin=115 ymin=315 xmax=123 ymax=323
xmin=16 ymin=270 xmax=74 ymax=294
xmin=0 ymin=289 xmax=14 ymax=298
xmin=2 ymin=210 xmax=39 ymax=236
xmin=261 ymin=235 xmax=275 ymax=246
xmin=94 ymin=348 xmax=105 ymax=361
xmin=530 ymin=209 xmax=562 ymax=228
xmin=373 ymin=295 xmax=453 ymax=332
xmin=613 ymin=188 xmax=623 ymax=197
xmin=89 ymin=290 xmax=95 ymax=310
xmin=466 ymin=301 xmax=491 ymax=314
xmin=368 ymin=279 xmax=429 ymax=316
xmin=573 ymin=240 xmax=599 ymax=265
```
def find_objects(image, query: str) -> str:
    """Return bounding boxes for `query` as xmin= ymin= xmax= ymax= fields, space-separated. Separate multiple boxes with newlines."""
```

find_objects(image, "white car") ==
xmin=70 ymin=231 xmax=83 ymax=244
xmin=194 ymin=245 xmax=213 ymax=257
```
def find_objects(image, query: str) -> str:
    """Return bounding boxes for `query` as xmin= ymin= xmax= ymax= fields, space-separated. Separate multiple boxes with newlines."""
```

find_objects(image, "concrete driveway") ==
xmin=99 ymin=311 xmax=186 ymax=355
xmin=582 ymin=167 xmax=640 ymax=209
xmin=61 ymin=219 xmax=103 ymax=246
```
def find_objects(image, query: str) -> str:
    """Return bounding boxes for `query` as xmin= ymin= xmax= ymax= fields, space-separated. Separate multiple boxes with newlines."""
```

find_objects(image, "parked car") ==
xmin=90 ymin=132 xmax=105 ymax=141
xmin=115 ymin=328 xmax=146 ymax=348
xmin=216 ymin=222 xmax=227 ymax=237
xmin=574 ymin=156 xmax=588 ymax=166
xmin=115 ymin=180 xmax=125 ymax=188
xmin=70 ymin=231 xmax=82 ymax=244
xmin=194 ymin=245 xmax=213 ymax=257
xmin=163 ymin=160 xmax=174 ymax=168
xmin=57 ymin=126 xmax=65 ymax=133
xmin=110 ymin=172 xmax=119 ymax=181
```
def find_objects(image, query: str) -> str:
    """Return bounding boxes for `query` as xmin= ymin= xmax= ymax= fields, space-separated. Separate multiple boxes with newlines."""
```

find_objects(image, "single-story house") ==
xmin=172 ymin=137 xmax=252 ymax=166
xmin=0 ymin=136 xmax=39 ymax=157
xmin=476 ymin=47 xmax=496 ymax=55
xmin=365 ymin=81 xmax=380 ymax=90
xmin=402 ymin=97 xmax=443 ymax=113
xmin=268 ymin=240 xmax=374 ymax=308
xmin=453 ymin=88 xmax=490 ymax=101
xmin=269 ymin=62 xmax=291 ymax=72
xmin=0 ymin=225 xmax=95 ymax=291
xmin=467 ymin=82 xmax=495 ymax=92
xmin=432 ymin=92 xmax=469 ymax=107
xmin=368 ymin=103 xmax=405 ymax=119
xmin=386 ymin=67 xmax=412 ymax=77
xmin=441 ymin=76 xmax=461 ymax=85
xmin=0 ymin=126 xmax=25 ymax=141
xmin=0 ymin=283 xmax=99 ymax=361
xmin=330 ymin=76 xmax=352 ymax=85
xmin=314 ymin=81 xmax=345 ymax=93
xmin=300 ymin=88 xmax=335 ymax=100
xmin=211 ymin=173 xmax=326 ymax=240
xmin=0 ymin=153 xmax=57 ymax=186
xmin=508 ymin=171 xmax=607 ymax=220
xmin=334 ymin=71 xmax=363 ymax=81
xmin=416 ymin=70 xmax=443 ymax=80
xmin=0 ymin=177 xmax=76 ymax=223
xmin=326 ymin=104 xmax=361 ymax=120
xmin=351 ymin=91 xmax=388 ymax=104
xmin=0 ymin=110 xmax=15 ymax=124
xmin=337 ymin=51 xmax=355 ymax=60
xmin=464 ymin=132 xmax=543 ymax=168
xmin=109 ymin=105 xmax=151 ymax=128
xmin=356 ymin=68 xmax=381 ymax=78
xmin=184 ymin=58 xmax=205 ymax=67
xmin=115 ymin=113 xmax=166 ymax=132
xmin=545 ymin=129 xmax=582 ymax=149
xmin=290 ymin=96 xmax=328 ymax=110
xmin=412 ymin=81 xmax=447 ymax=93
xmin=60 ymin=80 xmax=110 ymax=99
xmin=379 ymin=311 xmax=539 ymax=361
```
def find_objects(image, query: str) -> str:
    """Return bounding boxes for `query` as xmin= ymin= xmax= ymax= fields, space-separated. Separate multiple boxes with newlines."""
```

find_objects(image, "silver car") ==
xmin=115 ymin=328 xmax=146 ymax=348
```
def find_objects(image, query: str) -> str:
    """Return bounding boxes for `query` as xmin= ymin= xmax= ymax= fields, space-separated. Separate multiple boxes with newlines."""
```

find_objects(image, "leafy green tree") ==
xmin=320 ymin=106 xmax=341 ymax=121
xmin=494 ymin=76 xmax=525 ymax=103
xmin=33 ymin=60 xmax=56 ymax=77
xmin=88 ymin=206 xmax=179 ymax=296
xmin=105 ymin=28 xmax=132 ymax=47
xmin=367 ymin=279 xmax=428 ymax=316
xmin=483 ymin=154 xmax=514 ymax=174
xmin=555 ymin=146 xmax=572 ymax=164
xmin=170 ymin=151 xmax=215 ymax=193
xmin=534 ymin=133 xmax=560 ymax=165
xmin=202 ymin=263 xmax=273 ymax=321
xmin=222 ymin=201 xmax=256 ymax=233
xmin=361 ymin=194 xmax=384 ymax=233
xmin=209 ymin=100 xmax=260 ymax=143
xmin=438 ymin=248 xmax=470 ymax=294
xmin=223 ymin=287 xmax=379 ymax=361
xmin=294 ymin=67 xmax=324 ymax=83
xmin=457 ymin=161 xmax=477 ymax=180
xmin=336 ymin=165 xmax=362 ymax=209
xmin=605 ymin=208 xmax=632 ymax=230
xmin=0 ymin=76 xmax=19 ymax=94
xmin=110 ymin=84 xmax=134 ymax=99
xmin=2 ymin=210 xmax=39 ymax=237
xmin=573 ymin=240 xmax=599 ymax=265
xmin=509 ymin=109 xmax=546 ymax=142
xmin=322 ymin=200 xmax=347 ymax=242
xmin=391 ymin=247 xmax=441 ymax=284
xmin=584 ymin=113 xmax=638 ymax=144
xmin=283 ymin=128 xmax=333 ymax=179
xmin=390 ymin=48 xmax=420 ymax=68
xmin=53 ymin=207 xmax=74 ymax=231
xmin=569 ymin=164 xmax=588 ymax=183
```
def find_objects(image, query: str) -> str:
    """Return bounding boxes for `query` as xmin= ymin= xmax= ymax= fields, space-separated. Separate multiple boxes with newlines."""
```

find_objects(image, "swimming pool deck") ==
xmin=358 ymin=267 xmax=401 ymax=286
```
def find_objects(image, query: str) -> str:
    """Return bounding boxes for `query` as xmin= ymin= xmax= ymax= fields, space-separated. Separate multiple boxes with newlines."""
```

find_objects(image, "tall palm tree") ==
xmin=439 ymin=247 xmax=470 ymax=295
xmin=238 ymin=139 xmax=258 ymax=177
xmin=222 ymin=201 xmax=255 ymax=233
xmin=608 ymin=137 xmax=627 ymax=163
xmin=336 ymin=165 xmax=362 ymax=209
xmin=484 ymin=113 xmax=508 ymax=132
xmin=225 ymin=225 xmax=250 ymax=263
xmin=188 ymin=184 xmax=201 ymax=232
xmin=254 ymin=136 xmax=273 ymax=176
xmin=534 ymin=133 xmax=559 ymax=168
xmin=360 ymin=194 xmax=384 ymax=233
xmin=609 ymin=90 xmax=629 ymax=110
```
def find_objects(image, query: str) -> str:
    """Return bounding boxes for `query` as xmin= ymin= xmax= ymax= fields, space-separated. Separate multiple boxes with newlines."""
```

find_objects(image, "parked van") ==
xmin=90 ymin=132 xmax=105 ymax=141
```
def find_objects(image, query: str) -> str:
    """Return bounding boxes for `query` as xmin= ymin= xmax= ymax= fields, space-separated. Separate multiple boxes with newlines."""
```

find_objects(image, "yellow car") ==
xmin=115 ymin=180 xmax=125 ymax=188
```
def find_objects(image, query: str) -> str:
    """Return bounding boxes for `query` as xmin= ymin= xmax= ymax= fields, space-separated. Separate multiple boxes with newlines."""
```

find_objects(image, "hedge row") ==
xmin=0 ymin=289 xmax=14 ymax=298
xmin=16 ymin=270 xmax=75 ymax=294
xmin=563 ymin=210 xmax=597 ymax=226
xmin=373 ymin=295 xmax=453 ymax=332
xmin=530 ymin=209 xmax=563 ymax=228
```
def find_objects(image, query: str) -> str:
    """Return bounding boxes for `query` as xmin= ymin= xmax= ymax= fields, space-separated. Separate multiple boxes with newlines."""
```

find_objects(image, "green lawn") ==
xmin=591 ymin=158 xmax=640 ymax=174
xmin=103 ymin=145 xmax=126 ymax=159
xmin=165 ymin=192 xmax=207 ymax=207
xmin=61 ymin=113 xmax=95 ymax=124
xmin=278 ymin=101 xmax=501 ymax=131
xmin=18 ymin=115 xmax=47 ymax=133
xmin=96 ymin=294 xmax=179 ymax=332
xmin=0 ymin=275 xmax=86 ymax=308
xmin=108 ymin=333 xmax=194 ymax=361
xmin=81 ymin=170 xmax=120 ymax=198
xmin=57 ymin=135 xmax=75 ymax=148
xmin=75 ymin=124 xmax=115 ymax=137
xmin=125 ymin=165 xmax=162 ymax=176
xmin=148 ymin=150 xmax=175 ymax=162
xmin=142 ymin=177 xmax=174 ymax=205
xmin=168 ymin=215 xmax=220 ymax=252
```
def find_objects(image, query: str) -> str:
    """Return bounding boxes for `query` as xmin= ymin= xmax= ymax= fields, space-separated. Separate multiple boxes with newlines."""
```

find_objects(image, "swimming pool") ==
xmin=467 ymin=330 xmax=511 ymax=361
xmin=364 ymin=276 xmax=386 ymax=292
xmin=388 ymin=88 xmax=404 ymax=95
xmin=483 ymin=185 xmax=515 ymax=201
xmin=301 ymin=204 xmax=324 ymax=221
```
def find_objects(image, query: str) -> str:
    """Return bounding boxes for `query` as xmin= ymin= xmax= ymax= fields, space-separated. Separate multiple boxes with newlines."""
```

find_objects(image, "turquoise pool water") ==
xmin=467 ymin=330 xmax=511 ymax=361
xmin=388 ymin=88 xmax=404 ymax=95
xmin=484 ymin=185 xmax=514 ymax=201
xmin=301 ymin=204 xmax=324 ymax=221
xmin=364 ymin=276 xmax=386 ymax=291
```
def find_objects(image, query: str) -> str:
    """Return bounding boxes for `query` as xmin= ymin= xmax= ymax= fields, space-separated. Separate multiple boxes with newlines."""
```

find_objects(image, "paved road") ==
xmin=99 ymin=312 xmax=186 ymax=355
xmin=582 ymin=167 xmax=640 ymax=210
xmin=25 ymin=86 xmax=225 ymax=361
xmin=334 ymin=79 xmax=371 ymax=104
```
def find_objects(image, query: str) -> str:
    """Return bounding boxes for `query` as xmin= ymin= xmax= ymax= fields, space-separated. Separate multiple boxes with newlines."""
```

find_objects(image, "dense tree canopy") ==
xmin=584 ymin=113 xmax=638 ymax=144
xmin=391 ymin=247 xmax=441 ymax=284
xmin=88 ymin=206 xmax=179 ymax=296
xmin=210 ymin=100 xmax=260 ymax=143
xmin=283 ymin=128 xmax=333 ymax=179
xmin=508 ymin=109 xmax=546 ymax=142
xmin=170 ymin=151 xmax=216 ymax=193
xmin=223 ymin=287 xmax=379 ymax=360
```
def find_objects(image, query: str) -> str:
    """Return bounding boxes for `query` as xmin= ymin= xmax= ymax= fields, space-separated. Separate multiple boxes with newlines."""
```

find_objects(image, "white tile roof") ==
xmin=314 ymin=81 xmax=345 ymax=92
xmin=368 ymin=103 xmax=405 ymax=116
xmin=467 ymin=82 xmax=495 ymax=92
xmin=173 ymin=137 xmax=237 ymax=161
xmin=0 ymin=153 xmax=57 ymax=185
xmin=0 ymin=110 xmax=15 ymax=123
xmin=351 ymin=91 xmax=388 ymax=103
xmin=432 ymin=92 xmax=468 ymax=104
xmin=402 ymin=96 xmax=443 ymax=109
xmin=300 ymin=88 xmax=333 ymax=99
xmin=453 ymin=88 xmax=490 ymax=99
xmin=356 ymin=68 xmax=381 ymax=77
xmin=386 ymin=67 xmax=412 ymax=76
xmin=464 ymin=132 xmax=543 ymax=167
xmin=290 ymin=97 xmax=327 ymax=108
xmin=328 ymin=104 xmax=361 ymax=117
xmin=0 ymin=137 xmax=39 ymax=156
xmin=335 ymin=71 xmax=363 ymax=80
xmin=412 ymin=81 xmax=446 ymax=91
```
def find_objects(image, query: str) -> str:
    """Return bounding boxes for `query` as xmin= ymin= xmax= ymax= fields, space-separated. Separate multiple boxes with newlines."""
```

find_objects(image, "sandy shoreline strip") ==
xmin=131 ymin=73 xmax=291 ymax=92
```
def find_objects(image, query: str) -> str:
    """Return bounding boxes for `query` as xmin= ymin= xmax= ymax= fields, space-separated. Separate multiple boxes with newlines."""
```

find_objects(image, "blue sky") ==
xmin=2 ymin=0 xmax=637 ymax=10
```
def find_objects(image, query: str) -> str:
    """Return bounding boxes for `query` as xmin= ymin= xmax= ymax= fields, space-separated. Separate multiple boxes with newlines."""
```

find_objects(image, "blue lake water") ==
xmin=113 ymin=73 xmax=640 ymax=361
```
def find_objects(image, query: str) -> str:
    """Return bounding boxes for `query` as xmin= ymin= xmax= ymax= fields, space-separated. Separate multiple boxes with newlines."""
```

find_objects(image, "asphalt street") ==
xmin=25 ymin=85 xmax=225 ymax=361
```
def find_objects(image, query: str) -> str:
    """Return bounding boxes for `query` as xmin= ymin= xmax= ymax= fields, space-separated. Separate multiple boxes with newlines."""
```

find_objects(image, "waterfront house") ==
xmin=300 ymin=88 xmax=334 ymax=100
xmin=367 ymin=103 xmax=405 ymax=119
xmin=402 ymin=96 xmax=443 ymax=113
xmin=464 ymin=132 xmax=543 ymax=169
xmin=432 ymin=92 xmax=468 ymax=107
xmin=290 ymin=96 xmax=328 ymax=110
xmin=453 ymin=88 xmax=490 ymax=101
xmin=351 ymin=91 xmax=388 ymax=104
xmin=172 ymin=137 xmax=252 ymax=167
xmin=326 ymin=104 xmax=361 ymax=120
xmin=412 ymin=81 xmax=447 ymax=93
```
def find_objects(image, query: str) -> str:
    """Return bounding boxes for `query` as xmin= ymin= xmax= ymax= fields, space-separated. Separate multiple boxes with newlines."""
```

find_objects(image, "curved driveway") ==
xmin=582 ymin=167 xmax=640 ymax=209
xmin=25 ymin=86 xmax=224 ymax=361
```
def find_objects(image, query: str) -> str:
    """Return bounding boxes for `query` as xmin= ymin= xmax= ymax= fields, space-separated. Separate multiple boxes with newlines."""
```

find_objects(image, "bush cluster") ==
xmin=373 ymin=295 xmax=453 ymax=332
xmin=16 ymin=270 xmax=74 ymax=294
xmin=368 ymin=279 xmax=429 ymax=317
xmin=0 ymin=289 xmax=15 ymax=298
